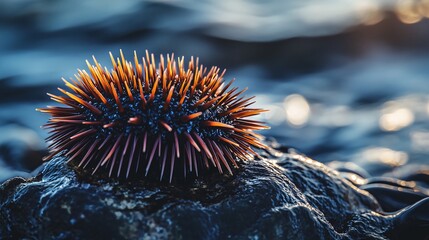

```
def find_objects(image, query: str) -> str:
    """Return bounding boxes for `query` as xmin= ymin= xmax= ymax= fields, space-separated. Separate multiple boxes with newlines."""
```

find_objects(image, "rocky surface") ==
xmin=1 ymin=147 xmax=428 ymax=240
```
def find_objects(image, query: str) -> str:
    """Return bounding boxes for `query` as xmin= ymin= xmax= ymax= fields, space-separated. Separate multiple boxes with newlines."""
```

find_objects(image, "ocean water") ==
xmin=0 ymin=0 xmax=429 ymax=181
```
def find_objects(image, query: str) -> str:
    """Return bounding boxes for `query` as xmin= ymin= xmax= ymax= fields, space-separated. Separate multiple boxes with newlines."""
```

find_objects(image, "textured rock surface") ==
xmin=1 ymin=147 xmax=428 ymax=239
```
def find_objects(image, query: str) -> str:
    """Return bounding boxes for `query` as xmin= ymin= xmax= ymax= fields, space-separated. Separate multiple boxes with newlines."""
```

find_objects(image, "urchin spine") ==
xmin=38 ymin=50 xmax=269 ymax=182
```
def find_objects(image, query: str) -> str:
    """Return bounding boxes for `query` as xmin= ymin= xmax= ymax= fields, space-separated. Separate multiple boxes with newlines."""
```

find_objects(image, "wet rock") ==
xmin=360 ymin=183 xmax=427 ymax=212
xmin=387 ymin=198 xmax=429 ymax=240
xmin=386 ymin=165 xmax=429 ymax=189
xmin=327 ymin=161 xmax=371 ymax=179
xmin=0 ymin=148 xmax=428 ymax=239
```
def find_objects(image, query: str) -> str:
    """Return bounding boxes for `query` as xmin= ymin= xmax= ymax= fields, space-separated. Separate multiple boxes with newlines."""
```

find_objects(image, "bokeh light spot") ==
xmin=361 ymin=147 xmax=408 ymax=167
xmin=396 ymin=0 xmax=423 ymax=24
xmin=379 ymin=103 xmax=414 ymax=132
xmin=283 ymin=94 xmax=311 ymax=127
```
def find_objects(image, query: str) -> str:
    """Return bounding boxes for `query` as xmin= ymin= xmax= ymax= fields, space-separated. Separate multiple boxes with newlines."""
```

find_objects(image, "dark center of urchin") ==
xmin=85 ymin=86 xmax=232 ymax=140
xmin=39 ymin=51 xmax=270 ymax=182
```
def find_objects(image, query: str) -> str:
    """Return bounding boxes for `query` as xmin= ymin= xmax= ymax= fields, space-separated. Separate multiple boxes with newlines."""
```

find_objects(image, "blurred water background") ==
xmin=1 ymin=0 xmax=429 ymax=181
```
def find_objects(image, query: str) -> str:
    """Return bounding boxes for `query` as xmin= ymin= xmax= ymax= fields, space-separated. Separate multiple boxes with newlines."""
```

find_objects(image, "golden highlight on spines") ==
xmin=38 ymin=50 xmax=269 ymax=182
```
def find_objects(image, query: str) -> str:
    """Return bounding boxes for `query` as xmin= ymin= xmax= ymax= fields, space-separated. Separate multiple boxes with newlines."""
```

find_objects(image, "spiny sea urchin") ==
xmin=38 ymin=50 xmax=269 ymax=182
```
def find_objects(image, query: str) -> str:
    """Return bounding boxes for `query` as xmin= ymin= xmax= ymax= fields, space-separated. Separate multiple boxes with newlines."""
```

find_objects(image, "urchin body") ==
xmin=38 ymin=51 xmax=268 ymax=182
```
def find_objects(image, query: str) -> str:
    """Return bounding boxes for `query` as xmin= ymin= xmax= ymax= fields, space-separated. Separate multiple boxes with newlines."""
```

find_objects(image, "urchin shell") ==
xmin=38 ymin=50 xmax=269 ymax=182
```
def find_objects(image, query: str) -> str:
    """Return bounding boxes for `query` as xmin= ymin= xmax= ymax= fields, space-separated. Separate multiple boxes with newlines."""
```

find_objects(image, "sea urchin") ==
xmin=38 ymin=50 xmax=269 ymax=182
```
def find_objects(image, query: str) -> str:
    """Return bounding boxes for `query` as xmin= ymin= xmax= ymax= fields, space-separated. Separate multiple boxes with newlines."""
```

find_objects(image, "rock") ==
xmin=0 ymin=148 xmax=428 ymax=239
xmin=387 ymin=198 xmax=429 ymax=240
xmin=360 ymin=183 xmax=428 ymax=212
xmin=327 ymin=161 xmax=371 ymax=179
